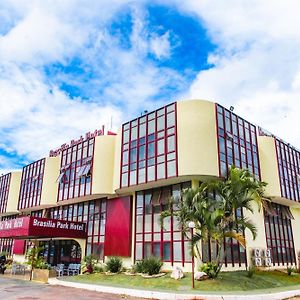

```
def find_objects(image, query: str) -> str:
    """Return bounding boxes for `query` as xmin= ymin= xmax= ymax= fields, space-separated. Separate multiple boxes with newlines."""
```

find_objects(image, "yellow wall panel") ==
xmin=40 ymin=156 xmax=60 ymax=207
xmin=92 ymin=135 xmax=116 ymax=195
xmin=258 ymin=136 xmax=281 ymax=197
xmin=6 ymin=172 xmax=22 ymax=214
xmin=177 ymin=100 xmax=219 ymax=178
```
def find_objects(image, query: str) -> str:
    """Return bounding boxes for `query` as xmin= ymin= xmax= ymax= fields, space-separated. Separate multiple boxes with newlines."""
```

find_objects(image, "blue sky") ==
xmin=0 ymin=0 xmax=300 ymax=173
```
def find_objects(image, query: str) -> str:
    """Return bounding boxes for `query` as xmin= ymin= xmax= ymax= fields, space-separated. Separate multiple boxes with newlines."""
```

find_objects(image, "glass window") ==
xmin=148 ymin=120 xmax=155 ymax=134
xmin=121 ymin=103 xmax=177 ymax=187
xmin=148 ymin=143 xmax=155 ymax=158
xmin=139 ymin=123 xmax=146 ymax=137
xmin=153 ymin=243 xmax=161 ymax=258
xmin=157 ymin=116 xmax=165 ymax=131
xmin=167 ymin=136 xmax=175 ymax=152
xmin=163 ymin=242 xmax=171 ymax=261
xmin=167 ymin=112 xmax=175 ymax=128
xmin=157 ymin=163 xmax=165 ymax=179
xmin=167 ymin=161 xmax=176 ymax=177
xmin=138 ymin=168 xmax=146 ymax=183
xmin=157 ymin=139 xmax=164 ymax=155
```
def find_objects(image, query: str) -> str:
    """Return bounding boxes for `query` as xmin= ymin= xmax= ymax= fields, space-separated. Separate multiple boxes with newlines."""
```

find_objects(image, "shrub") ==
xmin=134 ymin=260 xmax=145 ymax=273
xmin=106 ymin=257 xmax=123 ymax=273
xmin=199 ymin=262 xmax=219 ymax=279
xmin=82 ymin=254 xmax=99 ymax=274
xmin=26 ymin=246 xmax=49 ymax=269
xmin=287 ymin=266 xmax=294 ymax=276
xmin=143 ymin=257 xmax=163 ymax=275
xmin=93 ymin=264 xmax=104 ymax=273
xmin=246 ymin=265 xmax=256 ymax=278
xmin=135 ymin=257 xmax=163 ymax=275
xmin=35 ymin=258 xmax=50 ymax=270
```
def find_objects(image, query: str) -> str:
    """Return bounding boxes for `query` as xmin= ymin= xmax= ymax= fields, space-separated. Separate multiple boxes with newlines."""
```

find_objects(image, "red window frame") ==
xmin=18 ymin=158 xmax=45 ymax=209
xmin=57 ymin=138 xmax=95 ymax=201
xmin=215 ymin=104 xmax=261 ymax=180
xmin=0 ymin=214 xmax=18 ymax=256
xmin=134 ymin=182 xmax=191 ymax=266
xmin=264 ymin=203 xmax=296 ymax=265
xmin=0 ymin=173 xmax=11 ymax=214
xmin=120 ymin=103 xmax=178 ymax=188
xmin=48 ymin=199 xmax=106 ymax=261
xmin=275 ymin=139 xmax=300 ymax=202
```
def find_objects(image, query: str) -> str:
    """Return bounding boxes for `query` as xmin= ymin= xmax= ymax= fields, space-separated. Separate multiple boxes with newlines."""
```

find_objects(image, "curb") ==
xmin=48 ymin=278 xmax=300 ymax=300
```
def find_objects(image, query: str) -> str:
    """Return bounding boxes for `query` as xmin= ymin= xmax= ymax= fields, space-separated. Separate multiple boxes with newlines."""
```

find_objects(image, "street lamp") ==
xmin=188 ymin=221 xmax=195 ymax=289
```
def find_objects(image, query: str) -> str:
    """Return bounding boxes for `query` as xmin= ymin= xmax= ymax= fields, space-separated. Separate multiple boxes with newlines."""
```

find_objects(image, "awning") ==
xmin=0 ymin=216 xmax=86 ymax=239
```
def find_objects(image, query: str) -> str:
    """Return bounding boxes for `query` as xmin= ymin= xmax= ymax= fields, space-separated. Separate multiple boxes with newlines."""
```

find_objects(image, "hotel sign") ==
xmin=49 ymin=125 xmax=105 ymax=157
xmin=0 ymin=217 xmax=86 ymax=239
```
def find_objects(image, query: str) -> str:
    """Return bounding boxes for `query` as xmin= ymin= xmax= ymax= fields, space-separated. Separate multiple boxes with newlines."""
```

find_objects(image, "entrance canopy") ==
xmin=0 ymin=216 xmax=86 ymax=239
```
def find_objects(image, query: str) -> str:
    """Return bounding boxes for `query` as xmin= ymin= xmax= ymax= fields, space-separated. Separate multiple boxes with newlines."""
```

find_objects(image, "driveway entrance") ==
xmin=0 ymin=277 xmax=141 ymax=300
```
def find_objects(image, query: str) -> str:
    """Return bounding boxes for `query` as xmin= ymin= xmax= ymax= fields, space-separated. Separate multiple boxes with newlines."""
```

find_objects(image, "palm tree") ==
xmin=161 ymin=166 xmax=268 ymax=277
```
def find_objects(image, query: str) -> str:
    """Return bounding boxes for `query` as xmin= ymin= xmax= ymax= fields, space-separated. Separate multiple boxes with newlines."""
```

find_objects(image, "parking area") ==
xmin=0 ymin=277 xmax=141 ymax=300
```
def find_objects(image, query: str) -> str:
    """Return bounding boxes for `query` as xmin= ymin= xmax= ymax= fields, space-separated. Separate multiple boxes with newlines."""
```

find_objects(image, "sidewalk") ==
xmin=48 ymin=278 xmax=300 ymax=300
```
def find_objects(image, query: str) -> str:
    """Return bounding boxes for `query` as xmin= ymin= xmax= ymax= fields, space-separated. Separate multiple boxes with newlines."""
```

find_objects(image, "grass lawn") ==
xmin=60 ymin=270 xmax=300 ymax=293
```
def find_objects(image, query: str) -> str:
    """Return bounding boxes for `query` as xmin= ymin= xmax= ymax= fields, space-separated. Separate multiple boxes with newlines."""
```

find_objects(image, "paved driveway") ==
xmin=0 ymin=277 xmax=140 ymax=300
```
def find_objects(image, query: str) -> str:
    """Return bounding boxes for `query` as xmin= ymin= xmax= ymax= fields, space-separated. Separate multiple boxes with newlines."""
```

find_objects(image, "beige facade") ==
xmin=258 ymin=136 xmax=281 ymax=198
xmin=177 ymin=100 xmax=219 ymax=180
xmin=92 ymin=135 xmax=116 ymax=197
xmin=4 ymin=172 xmax=22 ymax=215
xmin=39 ymin=156 xmax=60 ymax=209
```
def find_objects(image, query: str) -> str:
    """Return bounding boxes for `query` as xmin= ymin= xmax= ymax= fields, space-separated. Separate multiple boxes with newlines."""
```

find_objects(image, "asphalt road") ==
xmin=0 ymin=277 xmax=141 ymax=300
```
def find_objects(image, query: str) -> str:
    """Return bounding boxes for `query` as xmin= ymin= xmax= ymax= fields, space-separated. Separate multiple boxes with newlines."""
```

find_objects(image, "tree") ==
xmin=161 ymin=166 xmax=268 ymax=277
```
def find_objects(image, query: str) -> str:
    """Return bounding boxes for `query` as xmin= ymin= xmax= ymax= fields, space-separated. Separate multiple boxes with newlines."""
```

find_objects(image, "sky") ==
xmin=0 ymin=0 xmax=300 ymax=174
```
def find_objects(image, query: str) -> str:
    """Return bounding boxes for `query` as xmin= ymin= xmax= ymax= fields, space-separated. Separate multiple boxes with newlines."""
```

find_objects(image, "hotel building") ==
xmin=0 ymin=99 xmax=299 ymax=271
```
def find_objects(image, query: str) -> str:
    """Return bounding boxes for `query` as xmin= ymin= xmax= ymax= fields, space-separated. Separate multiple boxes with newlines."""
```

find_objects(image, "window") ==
xmin=264 ymin=203 xmax=296 ymax=265
xmin=135 ymin=182 xmax=191 ymax=265
xmin=18 ymin=158 xmax=45 ymax=209
xmin=47 ymin=199 xmax=106 ymax=260
xmin=58 ymin=139 xmax=94 ymax=201
xmin=275 ymin=139 xmax=300 ymax=202
xmin=216 ymin=104 xmax=260 ymax=179
xmin=121 ymin=103 xmax=177 ymax=187
xmin=0 ymin=214 xmax=18 ymax=256
xmin=0 ymin=173 xmax=11 ymax=214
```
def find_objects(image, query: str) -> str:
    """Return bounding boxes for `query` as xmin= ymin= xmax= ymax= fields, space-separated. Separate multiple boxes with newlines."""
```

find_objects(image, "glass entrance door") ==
xmin=40 ymin=240 xmax=81 ymax=266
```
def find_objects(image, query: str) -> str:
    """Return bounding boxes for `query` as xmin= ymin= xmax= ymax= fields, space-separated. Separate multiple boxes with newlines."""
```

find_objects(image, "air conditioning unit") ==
xmin=265 ymin=257 xmax=272 ymax=267
xmin=253 ymin=248 xmax=261 ymax=258
xmin=264 ymin=249 xmax=271 ymax=258
xmin=253 ymin=257 xmax=263 ymax=267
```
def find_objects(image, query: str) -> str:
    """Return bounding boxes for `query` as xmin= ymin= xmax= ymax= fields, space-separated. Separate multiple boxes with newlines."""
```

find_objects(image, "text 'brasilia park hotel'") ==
xmin=0 ymin=99 xmax=300 ymax=271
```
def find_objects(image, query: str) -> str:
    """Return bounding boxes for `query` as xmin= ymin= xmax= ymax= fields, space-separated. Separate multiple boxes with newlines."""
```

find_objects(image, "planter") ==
xmin=32 ymin=269 xmax=56 ymax=283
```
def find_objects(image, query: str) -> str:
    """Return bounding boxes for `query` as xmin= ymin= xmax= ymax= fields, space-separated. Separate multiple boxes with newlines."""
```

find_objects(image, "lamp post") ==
xmin=188 ymin=221 xmax=195 ymax=289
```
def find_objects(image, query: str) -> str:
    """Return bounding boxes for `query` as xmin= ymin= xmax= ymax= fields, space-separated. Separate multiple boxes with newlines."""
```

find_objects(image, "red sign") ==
xmin=0 ymin=217 xmax=86 ymax=239
xmin=49 ymin=125 xmax=105 ymax=157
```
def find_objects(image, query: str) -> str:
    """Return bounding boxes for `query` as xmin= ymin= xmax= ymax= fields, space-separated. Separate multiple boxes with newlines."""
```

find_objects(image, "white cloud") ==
xmin=0 ymin=0 xmax=185 ymax=173
xmin=176 ymin=0 xmax=300 ymax=148
xmin=150 ymin=31 xmax=171 ymax=59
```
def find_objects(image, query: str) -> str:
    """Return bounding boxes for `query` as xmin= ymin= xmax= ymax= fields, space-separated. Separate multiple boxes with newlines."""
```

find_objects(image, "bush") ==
xmin=106 ymin=257 xmax=123 ymax=273
xmin=246 ymin=265 xmax=256 ymax=278
xmin=287 ymin=266 xmax=294 ymax=276
xmin=93 ymin=264 xmax=104 ymax=273
xmin=134 ymin=257 xmax=163 ymax=275
xmin=134 ymin=260 xmax=145 ymax=273
xmin=35 ymin=258 xmax=50 ymax=270
xmin=82 ymin=254 xmax=99 ymax=274
xmin=26 ymin=246 xmax=49 ymax=269
xmin=199 ymin=262 xmax=219 ymax=279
